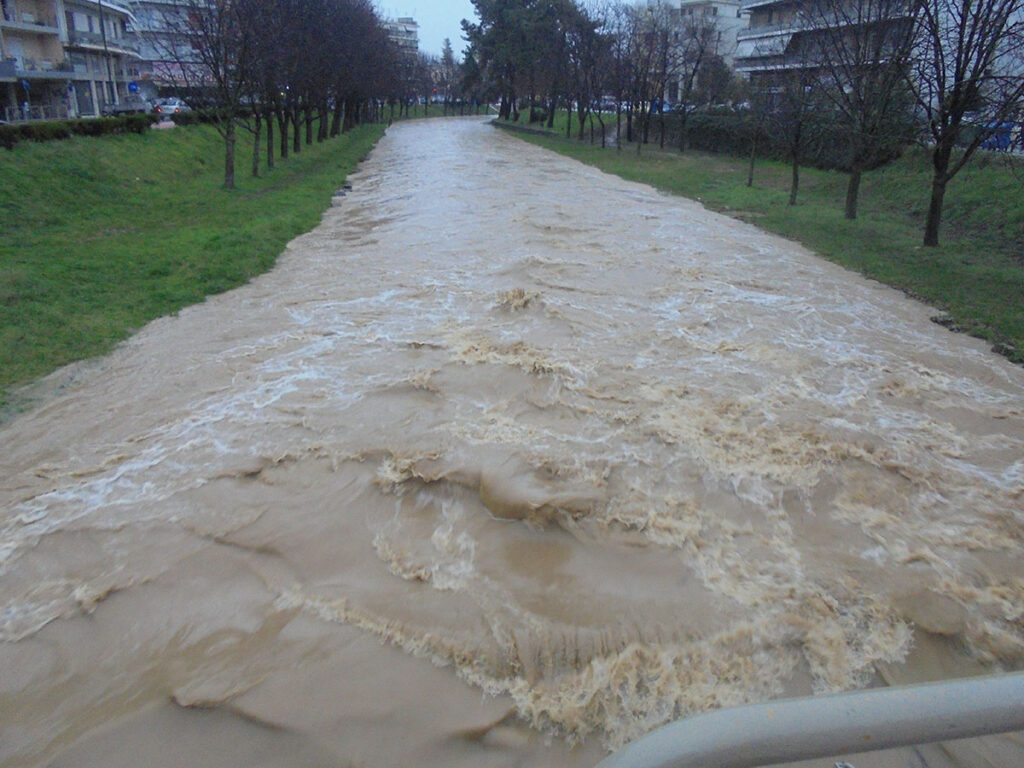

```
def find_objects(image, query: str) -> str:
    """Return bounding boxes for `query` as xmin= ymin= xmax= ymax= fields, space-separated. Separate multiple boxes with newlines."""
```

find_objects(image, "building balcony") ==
xmin=0 ymin=13 xmax=61 ymax=34
xmin=2 ymin=56 xmax=74 ymax=78
xmin=738 ymin=6 xmax=914 ymax=39
xmin=737 ymin=20 xmax=802 ymax=39
xmin=2 ymin=103 xmax=71 ymax=122
xmin=67 ymin=30 xmax=140 ymax=56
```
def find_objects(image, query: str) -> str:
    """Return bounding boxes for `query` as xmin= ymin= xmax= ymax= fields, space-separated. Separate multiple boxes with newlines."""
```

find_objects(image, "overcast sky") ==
xmin=380 ymin=0 xmax=478 ymax=58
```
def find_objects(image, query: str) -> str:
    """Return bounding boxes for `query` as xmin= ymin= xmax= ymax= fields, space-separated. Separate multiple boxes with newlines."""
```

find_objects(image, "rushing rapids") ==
xmin=1 ymin=118 xmax=1022 ymax=768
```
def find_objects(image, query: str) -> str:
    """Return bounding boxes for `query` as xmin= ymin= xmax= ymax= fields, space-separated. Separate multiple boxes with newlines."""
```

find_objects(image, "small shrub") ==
xmin=0 ymin=124 xmax=16 ymax=150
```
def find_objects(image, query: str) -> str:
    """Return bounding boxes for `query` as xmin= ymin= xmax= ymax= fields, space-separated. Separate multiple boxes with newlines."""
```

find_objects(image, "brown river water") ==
xmin=1 ymin=118 xmax=1023 ymax=768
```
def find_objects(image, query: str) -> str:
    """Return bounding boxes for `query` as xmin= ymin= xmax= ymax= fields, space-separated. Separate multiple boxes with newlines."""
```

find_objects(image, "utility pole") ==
xmin=97 ymin=0 xmax=115 ymax=108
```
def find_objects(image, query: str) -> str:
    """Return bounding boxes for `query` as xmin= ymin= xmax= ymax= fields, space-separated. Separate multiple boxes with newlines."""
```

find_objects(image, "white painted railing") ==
xmin=596 ymin=671 xmax=1024 ymax=768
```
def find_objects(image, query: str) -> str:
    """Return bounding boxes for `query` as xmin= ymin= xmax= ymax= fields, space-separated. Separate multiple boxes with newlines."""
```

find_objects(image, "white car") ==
xmin=155 ymin=98 xmax=192 ymax=118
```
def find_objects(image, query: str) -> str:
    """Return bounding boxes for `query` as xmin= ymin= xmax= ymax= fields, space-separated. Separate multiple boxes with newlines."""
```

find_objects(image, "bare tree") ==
xmin=801 ymin=0 xmax=919 ymax=219
xmin=179 ymin=0 xmax=255 ymax=188
xmin=568 ymin=1 xmax=612 ymax=144
xmin=911 ymin=0 xmax=1024 ymax=246
xmin=670 ymin=12 xmax=718 ymax=152
xmin=768 ymin=55 xmax=824 ymax=206
xmin=146 ymin=0 xmax=252 ymax=187
xmin=619 ymin=1 xmax=672 ymax=152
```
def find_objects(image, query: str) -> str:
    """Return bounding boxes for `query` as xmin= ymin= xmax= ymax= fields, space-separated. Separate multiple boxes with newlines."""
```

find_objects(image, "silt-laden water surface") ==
xmin=1 ymin=118 xmax=1022 ymax=768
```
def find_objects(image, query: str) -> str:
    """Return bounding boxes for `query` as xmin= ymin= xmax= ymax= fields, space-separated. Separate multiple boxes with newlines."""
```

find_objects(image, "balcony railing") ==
xmin=67 ymin=30 xmax=140 ymax=55
xmin=0 ymin=10 xmax=60 ymax=29
xmin=2 ymin=103 xmax=71 ymax=123
xmin=2 ymin=56 xmax=75 ymax=75
xmin=737 ymin=20 xmax=802 ymax=38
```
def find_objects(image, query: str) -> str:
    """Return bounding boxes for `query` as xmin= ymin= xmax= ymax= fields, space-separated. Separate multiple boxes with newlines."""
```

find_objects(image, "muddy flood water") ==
xmin=1 ymin=118 xmax=1023 ymax=768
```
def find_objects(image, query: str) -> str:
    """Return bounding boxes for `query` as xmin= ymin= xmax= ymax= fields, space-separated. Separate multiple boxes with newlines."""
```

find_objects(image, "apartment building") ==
xmin=128 ymin=0 xmax=196 ymax=95
xmin=1 ymin=0 xmax=140 ymax=121
xmin=384 ymin=16 xmax=419 ymax=59
xmin=732 ymin=0 xmax=916 ymax=87
xmin=64 ymin=0 xmax=141 ymax=115
xmin=677 ymin=0 xmax=745 ymax=67
xmin=1 ymin=0 xmax=71 ymax=121
xmin=732 ymin=0 xmax=802 ymax=83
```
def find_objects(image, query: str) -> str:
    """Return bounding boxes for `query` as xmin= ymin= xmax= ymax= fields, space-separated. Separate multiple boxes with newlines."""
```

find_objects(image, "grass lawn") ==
xmin=498 ymin=112 xmax=1024 ymax=364
xmin=0 ymin=119 xmax=384 ymax=407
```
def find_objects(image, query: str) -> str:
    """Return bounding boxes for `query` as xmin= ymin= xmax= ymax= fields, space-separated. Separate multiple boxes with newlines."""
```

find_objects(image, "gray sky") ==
xmin=381 ymin=0 xmax=478 ymax=59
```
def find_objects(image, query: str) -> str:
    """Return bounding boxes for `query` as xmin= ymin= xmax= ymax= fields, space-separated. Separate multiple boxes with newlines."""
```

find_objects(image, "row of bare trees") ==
xmin=462 ymin=0 xmax=1024 ymax=246
xmin=461 ymin=0 xmax=733 ymax=148
xmin=155 ymin=0 xmax=411 ymax=189
xmin=757 ymin=0 xmax=1023 ymax=243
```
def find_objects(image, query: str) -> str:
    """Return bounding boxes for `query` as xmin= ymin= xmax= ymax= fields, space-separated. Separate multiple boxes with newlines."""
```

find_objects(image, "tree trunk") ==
xmin=924 ymin=145 xmax=953 ymax=247
xmin=789 ymin=155 xmax=800 ymax=205
xmin=277 ymin=109 xmax=288 ymax=159
xmin=342 ymin=97 xmax=356 ymax=132
xmin=331 ymin=102 xmax=342 ymax=137
xmin=677 ymin=112 xmax=688 ymax=154
xmin=252 ymin=114 xmax=261 ymax=178
xmin=924 ymin=174 xmax=948 ymax=247
xmin=747 ymin=137 xmax=756 ymax=187
xmin=224 ymin=119 xmax=236 ymax=190
xmin=788 ymin=124 xmax=802 ymax=205
xmin=292 ymin=109 xmax=301 ymax=154
xmin=266 ymin=115 xmax=274 ymax=171
xmin=844 ymin=166 xmax=862 ymax=220
xmin=318 ymin=103 xmax=328 ymax=141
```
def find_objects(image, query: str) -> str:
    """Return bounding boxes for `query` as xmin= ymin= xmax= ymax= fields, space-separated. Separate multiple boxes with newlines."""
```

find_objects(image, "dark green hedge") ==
xmin=170 ymin=109 xmax=244 ymax=126
xmin=648 ymin=111 xmax=912 ymax=173
xmin=0 ymin=114 xmax=156 ymax=150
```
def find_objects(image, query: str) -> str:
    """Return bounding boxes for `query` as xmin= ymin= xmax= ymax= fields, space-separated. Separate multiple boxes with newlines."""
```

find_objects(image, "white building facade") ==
xmin=1 ymin=0 xmax=140 ymax=121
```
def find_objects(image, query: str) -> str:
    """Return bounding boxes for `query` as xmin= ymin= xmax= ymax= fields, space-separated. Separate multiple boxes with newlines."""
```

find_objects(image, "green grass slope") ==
xmin=0 ymin=122 xmax=382 ymax=403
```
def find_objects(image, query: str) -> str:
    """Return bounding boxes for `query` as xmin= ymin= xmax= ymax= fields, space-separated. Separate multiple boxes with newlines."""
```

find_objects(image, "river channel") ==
xmin=1 ymin=117 xmax=1022 ymax=767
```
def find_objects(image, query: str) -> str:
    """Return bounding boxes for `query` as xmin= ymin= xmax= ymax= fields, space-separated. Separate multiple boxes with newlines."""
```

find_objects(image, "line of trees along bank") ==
xmin=156 ymin=0 xmax=425 ymax=189
xmin=461 ymin=0 xmax=1024 ymax=247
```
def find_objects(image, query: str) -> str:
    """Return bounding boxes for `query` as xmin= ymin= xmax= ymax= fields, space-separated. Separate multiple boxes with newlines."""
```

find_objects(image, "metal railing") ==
xmin=2 ymin=104 xmax=71 ymax=123
xmin=596 ymin=671 xmax=1024 ymax=768
xmin=67 ymin=30 xmax=140 ymax=55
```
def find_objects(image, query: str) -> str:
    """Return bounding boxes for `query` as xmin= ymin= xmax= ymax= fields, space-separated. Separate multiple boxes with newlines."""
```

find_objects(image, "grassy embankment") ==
xmin=499 ymin=112 xmax=1024 ymax=364
xmin=0 ymin=118 xmax=395 ymax=408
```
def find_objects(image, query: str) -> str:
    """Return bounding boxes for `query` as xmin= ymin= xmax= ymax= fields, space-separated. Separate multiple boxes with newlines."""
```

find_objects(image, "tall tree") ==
xmin=670 ymin=11 xmax=718 ymax=152
xmin=767 ymin=52 xmax=824 ymax=206
xmin=801 ymin=0 xmax=920 ymax=219
xmin=440 ymin=38 xmax=458 ymax=113
xmin=178 ymin=0 xmax=256 ymax=188
xmin=911 ymin=0 xmax=1024 ymax=245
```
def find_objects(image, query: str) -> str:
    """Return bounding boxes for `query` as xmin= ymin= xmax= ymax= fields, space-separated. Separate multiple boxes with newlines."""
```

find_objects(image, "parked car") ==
xmin=101 ymin=96 xmax=152 ymax=116
xmin=981 ymin=122 xmax=1016 ymax=151
xmin=155 ymin=98 xmax=191 ymax=118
